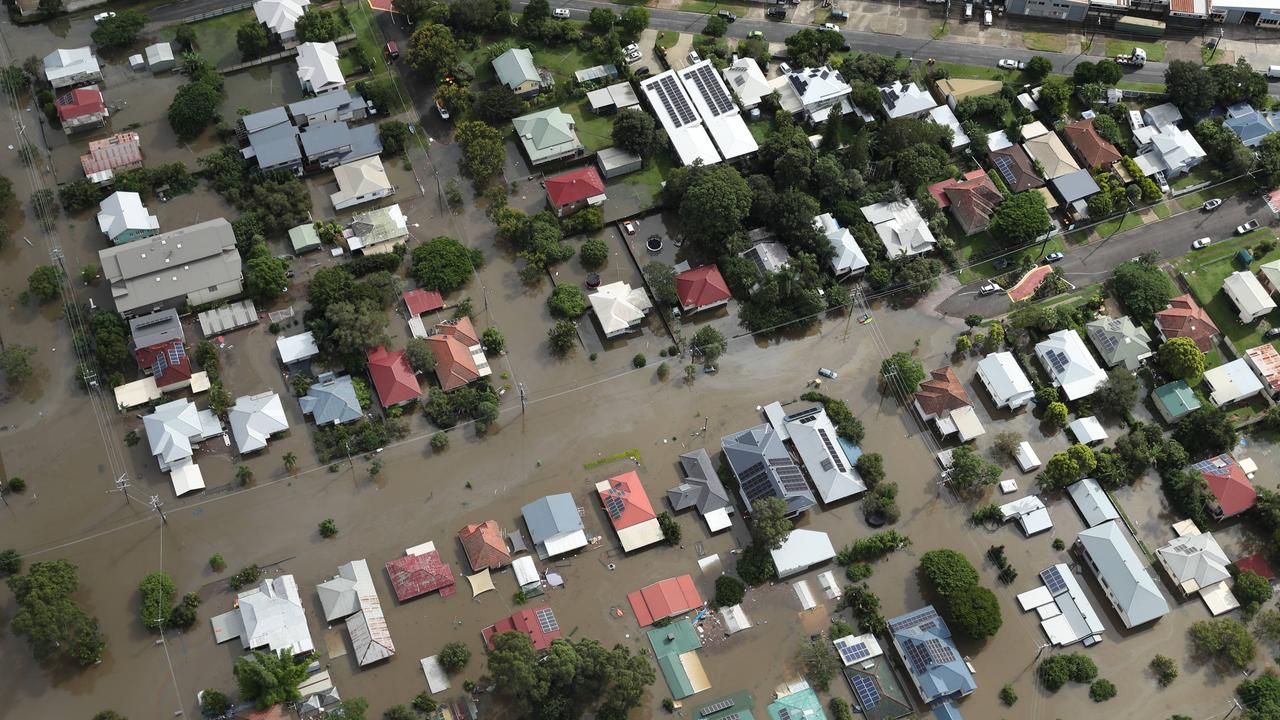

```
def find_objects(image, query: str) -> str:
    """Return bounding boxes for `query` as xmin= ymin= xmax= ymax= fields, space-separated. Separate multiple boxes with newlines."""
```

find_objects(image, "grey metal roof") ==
xmin=247 ymin=121 xmax=302 ymax=169
xmin=129 ymin=308 xmax=183 ymax=348
xmin=98 ymin=218 xmax=242 ymax=314
xmin=667 ymin=448 xmax=732 ymax=514
xmin=300 ymin=122 xmax=382 ymax=164
xmin=888 ymin=606 xmax=976 ymax=704
xmin=1086 ymin=316 xmax=1152 ymax=370
xmin=1050 ymin=168 xmax=1101 ymax=203
xmin=300 ymin=372 xmax=363 ymax=426
xmin=721 ymin=423 xmax=815 ymax=516
xmin=288 ymin=88 xmax=368 ymax=119
xmin=1076 ymin=520 xmax=1170 ymax=627
xmin=242 ymin=106 xmax=291 ymax=133
xmin=521 ymin=493 xmax=582 ymax=544
xmin=1066 ymin=478 xmax=1119 ymax=527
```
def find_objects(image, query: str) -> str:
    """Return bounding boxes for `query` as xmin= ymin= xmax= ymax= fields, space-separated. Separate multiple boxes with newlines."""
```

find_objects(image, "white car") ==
xmin=436 ymin=100 xmax=450 ymax=120
xmin=623 ymin=43 xmax=639 ymax=55
xmin=1192 ymin=237 xmax=1212 ymax=250
xmin=1238 ymin=219 xmax=1261 ymax=234
xmin=997 ymin=59 xmax=1025 ymax=70
xmin=625 ymin=51 xmax=642 ymax=64
xmin=553 ymin=7 xmax=571 ymax=18
xmin=821 ymin=22 xmax=840 ymax=31
xmin=93 ymin=11 xmax=116 ymax=22
xmin=778 ymin=61 xmax=792 ymax=75
xmin=978 ymin=282 xmax=1003 ymax=296
xmin=818 ymin=368 xmax=838 ymax=379
xmin=1202 ymin=198 xmax=1222 ymax=211
xmin=687 ymin=50 xmax=701 ymax=64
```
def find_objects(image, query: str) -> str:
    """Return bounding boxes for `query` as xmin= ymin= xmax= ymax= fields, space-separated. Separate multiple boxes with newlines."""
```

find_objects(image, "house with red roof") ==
xmin=913 ymin=366 xmax=985 ymax=442
xmin=545 ymin=166 xmax=606 ymax=218
xmin=926 ymin=169 xmax=1003 ymax=236
xmin=1154 ymin=294 xmax=1220 ymax=353
xmin=402 ymin=288 xmax=444 ymax=317
xmin=627 ymin=575 xmax=703 ymax=627
xmin=596 ymin=470 xmax=663 ymax=552
xmin=675 ymin=265 xmax=731 ymax=314
xmin=425 ymin=316 xmax=492 ymax=391
xmin=482 ymin=606 xmax=562 ymax=651
xmin=459 ymin=520 xmax=511 ymax=571
xmin=130 ymin=309 xmax=192 ymax=393
xmin=81 ymin=131 xmax=143 ymax=184
xmin=366 ymin=346 xmax=420 ymax=407
xmin=385 ymin=542 xmax=456 ymax=602
xmin=55 ymin=85 xmax=106 ymax=134
xmin=1195 ymin=454 xmax=1257 ymax=520
xmin=1064 ymin=118 xmax=1122 ymax=169
xmin=1235 ymin=552 xmax=1276 ymax=582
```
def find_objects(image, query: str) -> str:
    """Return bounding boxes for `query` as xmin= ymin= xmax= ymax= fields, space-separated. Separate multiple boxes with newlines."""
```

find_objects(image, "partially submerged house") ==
xmin=56 ymin=85 xmax=107 ymax=133
xmin=316 ymin=559 xmax=395 ymax=666
xmin=482 ymin=606 xmax=561 ymax=650
xmin=228 ymin=391 xmax=289 ymax=454
xmin=1194 ymin=454 xmax=1258 ymax=520
xmin=1035 ymin=330 xmax=1106 ymax=401
xmin=299 ymin=121 xmax=382 ymax=170
xmin=778 ymin=405 xmax=866 ymax=505
xmin=544 ymin=166 xmax=606 ymax=217
xmin=860 ymin=199 xmax=937 ymax=258
xmin=1075 ymin=521 xmax=1170 ymax=628
xmin=1154 ymin=294 xmax=1219 ymax=353
xmin=43 ymin=47 xmax=101 ymax=90
xmin=98 ymin=218 xmax=243 ymax=317
xmin=366 ymin=346 xmax=420 ymax=408
xmin=296 ymin=41 xmax=345 ymax=95
xmin=627 ymin=575 xmax=703 ymax=627
xmin=385 ymin=541 xmax=457 ymax=602
xmin=459 ymin=520 xmax=511 ymax=572
xmin=513 ymin=107 xmax=584 ymax=165
xmin=1066 ymin=478 xmax=1119 ymax=528
xmin=589 ymin=281 xmax=652 ymax=338
xmin=888 ymin=606 xmax=976 ymax=707
xmin=1017 ymin=564 xmax=1105 ymax=647
xmin=211 ymin=575 xmax=314 ymax=655
xmin=522 ymin=493 xmax=587 ymax=559
xmin=771 ymin=528 xmax=836 ymax=578
xmin=1085 ymin=316 xmax=1152 ymax=371
xmin=914 ymin=366 xmax=985 ymax=442
xmin=145 ymin=398 xmax=221 ymax=495
xmin=276 ymin=331 xmax=319 ymax=366
xmin=299 ymin=372 xmax=363 ymax=426
xmin=1156 ymin=529 xmax=1237 ymax=615
xmin=97 ymin=191 xmax=159 ymax=245
xmin=288 ymin=89 xmax=372 ymax=127
xmin=1000 ymin=495 xmax=1053 ymax=536
xmin=1068 ymin=416 xmax=1108 ymax=446
xmin=330 ymin=156 xmax=393 ymax=211
xmin=345 ymin=203 xmax=409 ymax=253
xmin=666 ymin=448 xmax=735 ymax=533
xmin=675 ymin=265 xmax=732 ymax=314
xmin=1247 ymin=343 xmax=1280 ymax=399
xmin=81 ymin=132 xmax=143 ymax=184
xmin=130 ymin=309 xmax=191 ymax=393
xmin=424 ymin=316 xmax=491 ymax=391
xmin=144 ymin=42 xmax=175 ymax=72
xmin=597 ymin=470 xmax=663 ymax=553
xmin=648 ymin=619 xmax=711 ymax=700
xmin=976 ymin=351 xmax=1034 ymax=410
xmin=721 ymin=423 xmax=815 ymax=517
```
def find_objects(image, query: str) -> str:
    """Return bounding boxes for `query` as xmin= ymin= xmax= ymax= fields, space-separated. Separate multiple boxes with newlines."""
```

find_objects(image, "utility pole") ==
xmin=518 ymin=383 xmax=527 ymax=414
xmin=1225 ymin=698 xmax=1243 ymax=718
xmin=148 ymin=495 xmax=167 ymax=525
xmin=110 ymin=474 xmax=131 ymax=506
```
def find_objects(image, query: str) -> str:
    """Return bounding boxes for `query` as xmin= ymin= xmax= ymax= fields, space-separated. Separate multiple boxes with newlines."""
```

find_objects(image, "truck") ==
xmin=1113 ymin=47 xmax=1147 ymax=66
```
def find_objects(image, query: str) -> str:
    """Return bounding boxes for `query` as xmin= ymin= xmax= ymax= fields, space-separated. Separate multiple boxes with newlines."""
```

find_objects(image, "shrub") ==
xmin=384 ymin=705 xmax=414 ymax=720
xmin=1052 ymin=538 xmax=1066 ymax=551
xmin=439 ymin=641 xmax=471 ymax=673
xmin=168 ymin=592 xmax=200 ymax=629
xmin=845 ymin=563 xmax=872 ymax=582
xmin=829 ymin=697 xmax=854 ymax=720
xmin=413 ymin=693 xmax=438 ymax=714
xmin=547 ymin=283 xmax=588 ymax=318
xmin=714 ymin=575 xmax=746 ymax=606
xmin=228 ymin=564 xmax=261 ymax=591
xmin=657 ymin=511 xmax=681 ymax=545
xmin=855 ymin=452 xmax=884 ymax=488
xmin=319 ymin=519 xmax=338 ymax=538
xmin=579 ymin=237 xmax=609 ymax=269
xmin=1150 ymin=654 xmax=1178 ymax=686
xmin=945 ymin=584 xmax=1003 ymax=639
xmin=632 ymin=353 xmax=647 ymax=368
xmin=920 ymin=549 xmax=979 ymax=597
xmin=431 ymin=432 xmax=449 ymax=450
xmin=0 ymin=548 xmax=21 ymax=576
xmin=209 ymin=554 xmax=226 ymax=572
xmin=735 ymin=543 xmax=776 ymax=585
xmin=970 ymin=503 xmax=1002 ymax=526
xmin=999 ymin=684 xmax=1018 ymax=706
xmin=1089 ymin=679 xmax=1117 ymax=702
xmin=8 ymin=477 xmax=26 ymax=493
xmin=139 ymin=572 xmax=177 ymax=630
xmin=1038 ymin=653 xmax=1098 ymax=692
xmin=836 ymin=531 xmax=911 ymax=564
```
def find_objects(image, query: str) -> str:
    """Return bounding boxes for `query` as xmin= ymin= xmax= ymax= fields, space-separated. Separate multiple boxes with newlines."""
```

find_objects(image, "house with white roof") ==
xmin=589 ymin=281 xmax=652 ymax=338
xmin=1133 ymin=124 xmax=1205 ymax=179
xmin=722 ymin=57 xmax=773 ymax=110
xmin=143 ymin=398 xmax=222 ymax=474
xmin=1035 ymin=330 xmax=1106 ymax=401
xmin=1075 ymin=521 xmax=1170 ymax=628
xmin=976 ymin=352 xmax=1034 ymax=409
xmin=43 ymin=47 xmax=101 ymax=90
xmin=775 ymin=66 xmax=855 ymax=124
xmin=771 ymin=529 xmax=836 ymax=578
xmin=928 ymin=104 xmax=970 ymax=150
xmin=98 ymin=218 xmax=244 ymax=317
xmin=1017 ymin=564 xmax=1105 ymax=647
xmin=1066 ymin=478 xmax=1119 ymax=527
xmin=296 ymin=42 xmax=345 ymax=95
xmin=860 ymin=199 xmax=937 ymax=258
xmin=1067 ymin=416 xmax=1107 ymax=446
xmin=145 ymin=43 xmax=176 ymax=72
xmin=1204 ymin=358 xmax=1265 ymax=407
xmin=1224 ymin=270 xmax=1277 ymax=323
xmin=254 ymin=0 xmax=311 ymax=42
xmin=812 ymin=213 xmax=868 ymax=277
xmin=211 ymin=575 xmax=314 ymax=655
xmin=330 ymin=156 xmax=393 ymax=210
xmin=1156 ymin=529 xmax=1236 ymax=615
xmin=676 ymin=60 xmax=758 ymax=162
xmin=1000 ymin=495 xmax=1053 ymax=536
xmin=317 ymin=560 xmax=395 ymax=666
xmin=640 ymin=69 xmax=722 ymax=166
xmin=878 ymin=81 xmax=936 ymax=120
xmin=97 ymin=191 xmax=159 ymax=245
xmin=229 ymin=391 xmax=289 ymax=454
xmin=1085 ymin=316 xmax=1152 ymax=371
xmin=276 ymin=331 xmax=319 ymax=365
xmin=740 ymin=240 xmax=791 ymax=275
xmin=833 ymin=633 xmax=884 ymax=666
xmin=780 ymin=405 xmax=866 ymax=505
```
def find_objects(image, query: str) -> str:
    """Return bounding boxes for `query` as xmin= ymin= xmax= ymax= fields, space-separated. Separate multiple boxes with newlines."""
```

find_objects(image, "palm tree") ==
xmin=283 ymin=452 xmax=298 ymax=474
xmin=236 ymin=465 xmax=254 ymax=486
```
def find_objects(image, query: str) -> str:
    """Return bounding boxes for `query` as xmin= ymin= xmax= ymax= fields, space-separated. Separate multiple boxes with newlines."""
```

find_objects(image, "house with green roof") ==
xmin=766 ymin=687 xmax=826 ymax=720
xmin=693 ymin=692 xmax=755 ymax=720
xmin=647 ymin=619 xmax=709 ymax=700
xmin=1153 ymin=380 xmax=1201 ymax=423
xmin=492 ymin=48 xmax=546 ymax=98
xmin=513 ymin=108 xmax=585 ymax=166
xmin=288 ymin=222 xmax=321 ymax=254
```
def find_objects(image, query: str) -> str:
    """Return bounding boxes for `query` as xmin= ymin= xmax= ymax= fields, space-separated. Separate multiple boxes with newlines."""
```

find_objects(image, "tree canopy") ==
xmin=456 ymin=120 xmax=505 ymax=188
xmin=1159 ymin=336 xmax=1205 ymax=385
xmin=1111 ymin=260 xmax=1176 ymax=320
xmin=611 ymin=109 xmax=664 ymax=159
xmin=411 ymin=236 xmax=483 ymax=292
xmin=989 ymin=191 xmax=1052 ymax=247
xmin=234 ymin=650 xmax=316 ymax=708
xmin=880 ymin=351 xmax=925 ymax=393
xmin=948 ymin=445 xmax=1001 ymax=494
xmin=749 ymin=497 xmax=793 ymax=550
xmin=1166 ymin=60 xmax=1218 ymax=117
xmin=919 ymin=549 xmax=979 ymax=598
xmin=90 ymin=9 xmax=146 ymax=48
xmin=8 ymin=559 xmax=105 ymax=667
xmin=1173 ymin=406 xmax=1237 ymax=459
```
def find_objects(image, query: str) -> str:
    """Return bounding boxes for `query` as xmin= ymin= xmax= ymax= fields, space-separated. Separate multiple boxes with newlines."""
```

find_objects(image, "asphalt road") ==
xmin=936 ymin=193 xmax=1278 ymax=318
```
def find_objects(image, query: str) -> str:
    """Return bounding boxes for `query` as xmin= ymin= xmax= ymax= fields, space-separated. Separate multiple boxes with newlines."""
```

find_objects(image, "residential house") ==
xmin=1035 ymin=329 xmax=1106 ymax=401
xmin=545 ymin=166 xmax=606 ymax=217
xmin=1259 ymin=259 xmax=1280 ymax=296
xmin=928 ymin=104 xmax=971 ymax=150
xmin=1152 ymin=380 xmax=1202 ymax=423
xmin=1020 ymin=564 xmax=1105 ymax=648
xmin=130 ymin=310 xmax=191 ymax=393
xmin=300 ymin=121 xmax=382 ymax=170
xmin=627 ymin=575 xmax=703 ymax=627
xmin=926 ymin=170 xmax=1002 ymax=236
xmin=98 ymin=218 xmax=243 ymax=317
xmin=721 ymin=423 xmax=815 ymax=516
xmin=345 ymin=203 xmax=409 ymax=254
xmin=316 ymin=559 xmax=395 ymax=666
xmin=1195 ymin=454 xmax=1258 ymax=519
xmin=740 ymin=240 xmax=791 ymax=274
xmin=1085 ymin=316 xmax=1153 ymax=370
xmin=833 ymin=632 xmax=884 ymax=667
xmin=1024 ymin=130 xmax=1080 ymax=180
xmin=424 ymin=316 xmax=492 ymax=390
xmin=402 ymin=288 xmax=444 ymax=318
xmin=1050 ymin=168 xmax=1102 ymax=219
xmin=589 ymin=281 xmax=652 ymax=338
xmin=812 ymin=213 xmax=868 ymax=277
xmin=210 ymin=575 xmax=314 ymax=655
xmin=586 ymin=82 xmax=639 ymax=115
xmin=775 ymin=65 xmax=855 ymax=124
xmin=1142 ymin=103 xmax=1184 ymax=128
xmin=483 ymin=607 xmax=562 ymax=651
xmin=145 ymin=42 xmax=175 ymax=72
xmin=1156 ymin=530 xmax=1236 ymax=613
xmin=81 ymin=132 xmax=143 ymax=184
xmin=1064 ymin=118 xmax=1122 ymax=169
xmin=366 ymin=346 xmax=420 ymax=407
xmin=988 ymin=145 xmax=1045 ymax=193
xmin=228 ymin=391 xmax=289 ymax=454
xmin=648 ymin=619 xmax=710 ymax=699
xmin=43 ymin=47 xmax=101 ymax=90
xmin=1000 ymin=495 xmax=1053 ymax=536
xmin=1077 ymin=521 xmax=1171 ymax=628
xmin=596 ymin=147 xmax=642 ymax=179
xmin=296 ymin=41 xmax=345 ymax=95
xmin=385 ymin=542 xmax=456 ymax=602
xmin=779 ymin=405 xmax=866 ymax=504
xmin=976 ymin=351 xmax=1035 ymax=409
xmin=97 ymin=191 xmax=159 ymax=245
xmin=299 ymin=372 xmax=363 ymax=426
xmin=513 ymin=107 xmax=584 ymax=166
xmin=771 ymin=528 xmax=836 ymax=578
xmin=878 ymin=81 xmax=936 ymax=120
xmin=492 ymin=48 xmax=545 ymax=98
xmin=767 ymin=688 xmax=828 ymax=720
xmin=675 ymin=265 xmax=732 ymax=314
xmin=240 ymin=108 xmax=304 ymax=174
xmin=459 ymin=520 xmax=511 ymax=572
xmin=1066 ymin=478 xmax=1120 ymax=528
xmin=860 ymin=199 xmax=937 ymax=258
xmin=522 ymin=493 xmax=588 ymax=559
xmin=914 ymin=366 xmax=986 ymax=441
xmin=676 ymin=60 xmax=758 ymax=162
xmin=143 ymin=398 xmax=221 ymax=494
xmin=1133 ymin=124 xmax=1205 ymax=179
xmin=597 ymin=471 xmax=664 ymax=553
xmin=1225 ymin=103 xmax=1280 ymax=148
xmin=1068 ymin=416 xmax=1108 ymax=445
xmin=254 ymin=0 xmax=311 ymax=43
xmin=666 ymin=448 xmax=734 ymax=532
xmin=722 ymin=57 xmax=773 ymax=110
xmin=287 ymin=89 xmax=371 ymax=127
xmin=329 ymin=156 xmax=392 ymax=211
xmin=1224 ymin=271 xmax=1277 ymax=322
xmin=935 ymin=77 xmax=1003 ymax=109
xmin=1204 ymin=358 xmax=1265 ymax=406
xmin=1154 ymin=294 xmax=1219 ymax=352
xmin=640 ymin=70 xmax=721 ymax=166
xmin=56 ymin=85 xmax=107 ymax=133
xmin=888 ymin=606 xmax=977 ymax=705
xmin=1211 ymin=0 xmax=1280 ymax=25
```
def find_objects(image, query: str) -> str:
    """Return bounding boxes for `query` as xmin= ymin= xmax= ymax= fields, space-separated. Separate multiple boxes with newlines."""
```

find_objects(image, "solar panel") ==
xmin=1047 ymin=349 xmax=1070 ymax=374
xmin=816 ymin=428 xmax=847 ymax=472
xmin=687 ymin=64 xmax=735 ymax=116
xmin=535 ymin=607 xmax=559 ymax=634
xmin=852 ymin=674 xmax=881 ymax=709
xmin=652 ymin=75 xmax=696 ymax=127
xmin=889 ymin=607 xmax=939 ymax=633
xmin=168 ymin=342 xmax=186 ymax=364
xmin=925 ymin=638 xmax=956 ymax=664
xmin=721 ymin=714 xmax=740 ymax=720
xmin=1041 ymin=565 xmax=1069 ymax=595
xmin=738 ymin=462 xmax=773 ymax=501
xmin=774 ymin=463 xmax=809 ymax=493
xmin=152 ymin=351 xmax=167 ymax=376
xmin=604 ymin=495 xmax=626 ymax=520
xmin=700 ymin=699 xmax=735 ymax=716
xmin=993 ymin=154 xmax=1017 ymax=185
xmin=777 ymin=709 xmax=792 ymax=720
xmin=904 ymin=639 xmax=932 ymax=672
xmin=837 ymin=639 xmax=871 ymax=664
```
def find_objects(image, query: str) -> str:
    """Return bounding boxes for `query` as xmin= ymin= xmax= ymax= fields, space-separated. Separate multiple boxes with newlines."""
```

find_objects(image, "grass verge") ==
xmin=1023 ymin=31 xmax=1068 ymax=53
xmin=584 ymin=449 xmax=642 ymax=469
xmin=1105 ymin=38 xmax=1166 ymax=62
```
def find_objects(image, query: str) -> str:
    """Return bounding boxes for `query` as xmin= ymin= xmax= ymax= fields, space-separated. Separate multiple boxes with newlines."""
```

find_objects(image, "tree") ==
xmin=1235 ymin=571 xmax=1272 ymax=614
xmin=234 ymin=650 xmax=315 ymax=708
xmin=1111 ymin=260 xmax=1176 ymax=320
xmin=245 ymin=252 xmax=288 ymax=303
xmin=611 ymin=109 xmax=662 ymax=158
xmin=989 ymin=191 xmax=1051 ymax=246
xmin=139 ymin=572 xmax=177 ymax=630
xmin=168 ymin=80 xmax=222 ymax=140
xmin=0 ymin=345 xmax=36 ymax=386
xmin=439 ymin=641 xmax=471 ymax=673
xmin=1039 ymin=452 xmax=1081 ymax=491
xmin=236 ymin=21 xmax=270 ymax=59
xmin=435 ymin=83 xmax=473 ymax=118
xmin=168 ymin=592 xmax=200 ymax=630
xmin=90 ymin=9 xmax=146 ymax=48
xmin=548 ymin=320 xmax=577 ymax=355
xmin=715 ymin=575 xmax=745 ymax=606
xmin=1044 ymin=401 xmax=1068 ymax=429
xmin=407 ymin=23 xmax=458 ymax=78
xmin=8 ymin=559 xmax=105 ymax=667
xmin=295 ymin=7 xmax=341 ymax=41
xmin=919 ymin=549 xmax=979 ymax=598
xmin=27 ymin=265 xmax=61 ymax=302
xmin=643 ymin=262 xmax=678 ymax=308
xmin=323 ymin=301 xmax=389 ymax=364
xmin=1026 ymin=55 xmax=1053 ymax=80
xmin=404 ymin=337 xmax=437 ymax=375
xmin=379 ymin=120 xmax=409 ymax=156
xmin=1174 ymin=406 xmax=1237 ymax=459
xmin=1090 ymin=679 xmax=1117 ymax=702
xmin=1166 ymin=60 xmax=1218 ymax=117
xmin=1189 ymin=618 xmax=1255 ymax=670
xmin=385 ymin=706 xmax=414 ymax=720
xmin=486 ymin=632 xmax=655 ymax=720
xmin=784 ymin=28 xmax=843 ymax=66
xmin=880 ymin=351 xmax=925 ymax=393
xmin=236 ymin=464 xmax=254 ymax=486
xmin=1150 ymin=654 xmax=1179 ymax=686
xmin=588 ymin=6 xmax=614 ymax=31
xmin=0 ymin=548 xmax=20 ymax=576
xmin=1094 ymin=367 xmax=1139 ymax=416
xmin=796 ymin=636 xmax=838 ymax=691
xmin=946 ymin=584 xmax=1002 ymax=639
xmin=855 ymin=452 xmax=885 ymax=488
xmin=1038 ymin=653 xmax=1097 ymax=692
xmin=579 ymin=237 xmax=609 ymax=270
xmin=1257 ymin=133 xmax=1280 ymax=189
xmin=92 ymin=713 xmax=125 ymax=720
xmin=1159 ymin=336 xmax=1206 ymax=385
xmin=411 ymin=236 xmax=482 ymax=292
xmin=456 ymin=120 xmax=505 ymax=188
xmin=1038 ymin=76 xmax=1072 ymax=118
xmin=674 ymin=165 xmax=752 ymax=253
xmin=692 ymin=326 xmax=726 ymax=363
xmin=749 ymin=497 xmax=793 ymax=550
xmin=474 ymin=85 xmax=524 ymax=123
xmin=328 ymin=698 xmax=370 ymax=720
xmin=620 ymin=6 xmax=649 ymax=35
xmin=948 ymin=445 xmax=1001 ymax=494
xmin=547 ymin=283 xmax=589 ymax=318
xmin=480 ymin=327 xmax=505 ymax=354
xmin=657 ymin=511 xmax=681 ymax=545
xmin=58 ymin=178 xmax=101 ymax=212
xmin=1238 ymin=672 xmax=1280 ymax=720
xmin=703 ymin=15 xmax=728 ymax=36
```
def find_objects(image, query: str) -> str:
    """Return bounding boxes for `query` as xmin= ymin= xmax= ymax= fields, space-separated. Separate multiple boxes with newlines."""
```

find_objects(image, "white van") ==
xmin=1268 ymin=65 xmax=1280 ymax=80
xmin=964 ymin=2 xmax=973 ymax=19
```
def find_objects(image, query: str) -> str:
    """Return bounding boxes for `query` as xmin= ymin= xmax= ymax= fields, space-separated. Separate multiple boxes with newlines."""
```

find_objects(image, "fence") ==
xmin=182 ymin=1 xmax=254 ymax=24
xmin=221 ymin=33 xmax=356 ymax=74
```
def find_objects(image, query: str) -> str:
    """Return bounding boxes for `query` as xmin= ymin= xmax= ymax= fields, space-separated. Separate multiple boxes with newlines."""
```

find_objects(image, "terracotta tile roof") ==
xmin=1235 ymin=552 xmax=1276 ymax=580
xmin=367 ymin=346 xmax=421 ymax=406
xmin=1154 ymin=294 xmax=1219 ymax=353
xmin=437 ymin=316 xmax=480 ymax=347
xmin=1064 ymin=118 xmax=1122 ymax=168
xmin=675 ymin=264 xmax=731 ymax=310
xmin=1246 ymin=344 xmax=1280 ymax=393
xmin=385 ymin=549 xmax=455 ymax=602
xmin=942 ymin=175 xmax=1002 ymax=235
xmin=598 ymin=470 xmax=656 ymax=531
xmin=914 ymin=366 xmax=972 ymax=417
xmin=926 ymin=169 xmax=987 ymax=208
xmin=135 ymin=340 xmax=192 ymax=390
xmin=482 ymin=606 xmax=562 ymax=650
xmin=426 ymin=334 xmax=479 ymax=391
xmin=1199 ymin=455 xmax=1257 ymax=518
xmin=459 ymin=520 xmax=511 ymax=571
xmin=545 ymin=166 xmax=606 ymax=207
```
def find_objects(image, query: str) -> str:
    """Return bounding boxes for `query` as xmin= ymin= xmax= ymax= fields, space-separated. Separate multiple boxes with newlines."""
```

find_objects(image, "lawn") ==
xmin=1023 ymin=32 xmax=1069 ymax=53
xmin=1175 ymin=178 xmax=1251 ymax=211
xmin=748 ymin=119 xmax=774 ymax=144
xmin=930 ymin=61 xmax=1025 ymax=83
xmin=1105 ymin=39 xmax=1166 ymax=63
xmin=167 ymin=8 xmax=255 ymax=67
xmin=957 ymin=236 xmax=1067 ymax=284
xmin=1171 ymin=165 xmax=1220 ymax=191
xmin=532 ymin=45 xmax=596 ymax=85
xmin=564 ymin=98 xmax=615 ymax=152
xmin=1179 ymin=228 xmax=1280 ymax=354
xmin=656 ymin=31 xmax=679 ymax=50
xmin=1152 ymin=203 xmax=1171 ymax=219
xmin=679 ymin=0 xmax=756 ymax=12
xmin=1095 ymin=212 xmax=1146 ymax=237
xmin=617 ymin=151 xmax=675 ymax=206
xmin=1116 ymin=79 xmax=1167 ymax=93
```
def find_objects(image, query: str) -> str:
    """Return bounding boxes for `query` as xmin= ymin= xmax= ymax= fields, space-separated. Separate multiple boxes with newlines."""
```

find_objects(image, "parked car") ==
xmin=687 ymin=50 xmax=701 ymax=64
xmin=435 ymin=99 xmax=450 ymax=120
xmin=718 ymin=10 xmax=737 ymax=20
xmin=818 ymin=368 xmax=838 ymax=379
xmin=1202 ymin=198 xmax=1223 ymax=211
xmin=964 ymin=2 xmax=973 ymax=19
xmin=385 ymin=41 xmax=399 ymax=60
xmin=778 ymin=61 xmax=792 ymax=75
xmin=553 ymin=8 xmax=571 ymax=17
xmin=1265 ymin=327 xmax=1280 ymax=340
xmin=93 ymin=11 xmax=115 ymax=21
xmin=821 ymin=22 xmax=840 ymax=31
xmin=767 ymin=6 xmax=787 ymax=17
xmin=747 ymin=30 xmax=765 ymax=39
xmin=978 ymin=282 xmax=1003 ymax=296
xmin=625 ymin=51 xmax=642 ymax=63
xmin=623 ymin=43 xmax=639 ymax=55
xmin=997 ymin=59 xmax=1025 ymax=70
xmin=993 ymin=258 xmax=1012 ymax=270
xmin=1041 ymin=252 xmax=1065 ymax=264
xmin=983 ymin=8 xmax=993 ymax=24
xmin=1238 ymin=219 xmax=1260 ymax=234
xmin=635 ymin=66 xmax=652 ymax=77
xmin=1191 ymin=237 xmax=1212 ymax=249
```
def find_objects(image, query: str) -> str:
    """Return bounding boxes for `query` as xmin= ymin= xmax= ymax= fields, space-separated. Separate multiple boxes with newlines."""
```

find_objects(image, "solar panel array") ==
xmin=1046 ymin=348 xmax=1070 ymax=375
xmin=687 ymin=64 xmax=735 ymax=116
xmin=776 ymin=708 xmax=792 ymax=720
xmin=889 ymin=606 xmax=939 ymax=633
xmin=816 ymin=428 xmax=847 ymax=472
xmin=925 ymin=638 xmax=956 ymax=664
xmin=738 ymin=462 xmax=773 ymax=501
xmin=650 ymin=75 xmax=696 ymax=127
xmin=721 ymin=714 xmax=741 ymax=720
xmin=992 ymin=154 xmax=1017 ymax=185
xmin=837 ymin=638 xmax=871 ymax=664
xmin=535 ymin=607 xmax=559 ymax=634
xmin=1041 ymin=565 xmax=1069 ymax=595
xmin=152 ymin=350 xmax=168 ymax=376
xmin=770 ymin=457 xmax=808 ymax=493
xmin=1091 ymin=324 xmax=1120 ymax=354
xmin=604 ymin=493 xmax=627 ymax=520
xmin=851 ymin=674 xmax=881 ymax=710
xmin=700 ymin=699 xmax=734 ymax=716
xmin=168 ymin=342 xmax=186 ymax=365
xmin=904 ymin=639 xmax=932 ymax=672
